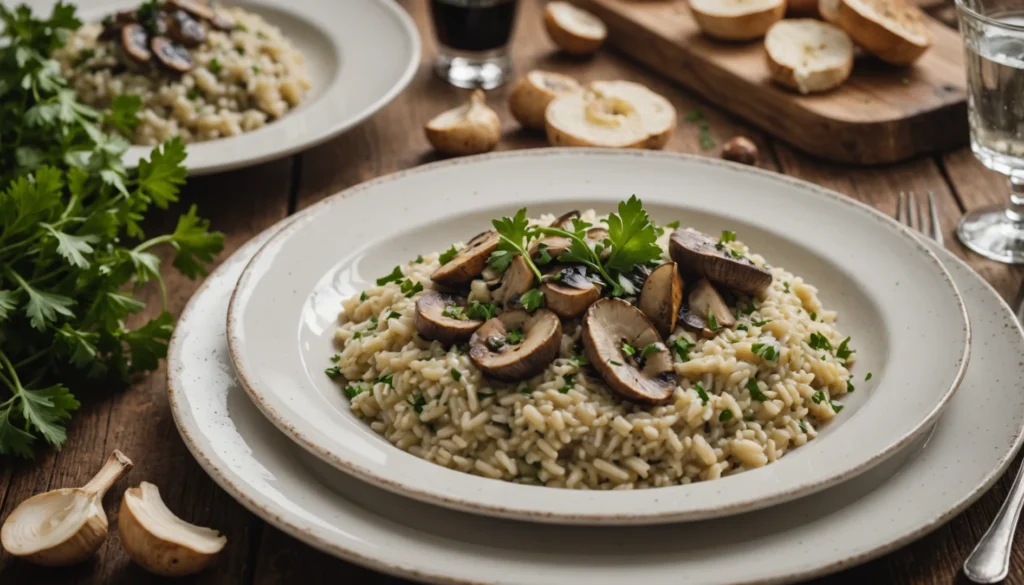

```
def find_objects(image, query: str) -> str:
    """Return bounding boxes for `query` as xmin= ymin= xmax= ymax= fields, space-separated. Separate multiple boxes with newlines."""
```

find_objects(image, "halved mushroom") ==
xmin=590 ymin=81 xmax=677 ymax=150
xmin=469 ymin=310 xmax=562 ymax=381
xmin=414 ymin=291 xmax=484 ymax=345
xmin=581 ymin=299 xmax=676 ymax=404
xmin=151 ymin=37 xmax=194 ymax=72
xmin=541 ymin=265 xmax=600 ymax=319
xmin=424 ymin=89 xmax=501 ymax=157
xmin=432 ymin=231 xmax=500 ymax=288
xmin=167 ymin=9 xmax=206 ymax=47
xmin=543 ymin=1 xmax=607 ymax=56
xmin=669 ymin=229 xmax=772 ymax=295
xmin=509 ymin=70 xmax=582 ymax=130
xmin=638 ymin=262 xmax=684 ymax=337
xmin=688 ymin=279 xmax=736 ymax=336
xmin=492 ymin=254 xmax=537 ymax=308
xmin=121 ymin=24 xmax=152 ymax=64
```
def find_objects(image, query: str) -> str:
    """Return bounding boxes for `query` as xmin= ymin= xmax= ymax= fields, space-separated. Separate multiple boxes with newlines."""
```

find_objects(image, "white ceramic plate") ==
xmin=24 ymin=0 xmax=420 ymax=175
xmin=171 ymin=229 xmax=1023 ymax=585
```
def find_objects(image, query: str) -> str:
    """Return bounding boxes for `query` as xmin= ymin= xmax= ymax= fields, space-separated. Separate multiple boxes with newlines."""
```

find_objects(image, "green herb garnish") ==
xmin=783 ymin=281 xmax=790 ymax=293
xmin=719 ymin=410 xmax=733 ymax=422
xmin=414 ymin=255 xmax=424 ymax=264
xmin=442 ymin=305 xmax=466 ymax=320
xmin=640 ymin=343 xmax=661 ymax=359
xmin=377 ymin=266 xmax=404 ymax=285
xmin=209 ymin=58 xmax=222 ymax=73
xmin=519 ymin=288 xmax=543 ymax=312
xmin=836 ymin=337 xmax=853 ymax=361
xmin=665 ymin=220 xmax=681 ymax=229
xmin=466 ymin=300 xmax=497 ymax=321
xmin=673 ymin=338 xmax=695 ymax=362
xmin=745 ymin=378 xmax=767 ymax=401
xmin=752 ymin=341 xmax=780 ymax=363
xmin=808 ymin=332 xmax=833 ymax=352
xmin=360 ymin=291 xmax=369 ymax=301
xmin=809 ymin=311 xmax=817 ymax=321
xmin=375 ymin=374 xmax=393 ymax=387
xmin=506 ymin=329 xmax=525 ymax=345
xmin=439 ymin=245 xmax=459 ymax=265
xmin=330 ymin=354 xmax=341 ymax=363
xmin=386 ymin=310 xmax=401 ymax=321
xmin=609 ymin=360 xmax=624 ymax=366
xmin=720 ymin=230 xmax=737 ymax=244
xmin=450 ymin=369 xmax=461 ymax=381
xmin=832 ymin=401 xmax=844 ymax=414
xmin=752 ymin=319 xmax=770 ymax=327
xmin=621 ymin=343 xmax=637 ymax=357
xmin=708 ymin=309 xmax=720 ymax=331
xmin=400 ymin=280 xmax=423 ymax=297
xmin=865 ymin=372 xmax=872 ymax=381
xmin=559 ymin=374 xmax=575 ymax=393
xmin=693 ymin=382 xmax=709 ymax=405
xmin=811 ymin=391 xmax=826 ymax=404
xmin=570 ymin=354 xmax=589 ymax=368
xmin=847 ymin=380 xmax=855 ymax=393
xmin=408 ymin=395 xmax=426 ymax=413
xmin=325 ymin=366 xmax=342 ymax=378
xmin=343 ymin=385 xmax=364 ymax=399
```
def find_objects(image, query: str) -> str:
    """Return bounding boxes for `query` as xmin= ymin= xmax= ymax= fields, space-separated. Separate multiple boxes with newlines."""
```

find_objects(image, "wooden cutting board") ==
xmin=568 ymin=0 xmax=969 ymax=165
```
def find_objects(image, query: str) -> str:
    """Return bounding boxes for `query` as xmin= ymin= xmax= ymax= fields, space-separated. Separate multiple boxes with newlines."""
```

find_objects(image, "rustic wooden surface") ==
xmin=571 ymin=0 xmax=969 ymax=165
xmin=1 ymin=1 xmax=1022 ymax=584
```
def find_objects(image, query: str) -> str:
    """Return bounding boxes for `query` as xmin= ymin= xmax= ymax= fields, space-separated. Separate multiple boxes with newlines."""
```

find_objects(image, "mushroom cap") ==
xmin=167 ymin=9 xmax=206 ymax=47
xmin=638 ymin=262 xmax=684 ymax=337
xmin=469 ymin=309 xmax=562 ymax=381
xmin=492 ymin=254 xmax=537 ymax=308
xmin=543 ymin=1 xmax=607 ymax=56
xmin=669 ymin=228 xmax=772 ymax=295
xmin=150 ymin=37 xmax=194 ymax=72
xmin=541 ymin=265 xmax=600 ymax=318
xmin=509 ymin=70 xmax=582 ymax=130
xmin=167 ymin=0 xmax=216 ymax=22
xmin=688 ymin=278 xmax=737 ymax=336
xmin=582 ymin=299 xmax=676 ymax=404
xmin=414 ymin=291 xmax=484 ymax=345
xmin=121 ymin=23 xmax=152 ymax=64
xmin=530 ymin=210 xmax=581 ymax=259
xmin=431 ymin=230 xmax=500 ymax=288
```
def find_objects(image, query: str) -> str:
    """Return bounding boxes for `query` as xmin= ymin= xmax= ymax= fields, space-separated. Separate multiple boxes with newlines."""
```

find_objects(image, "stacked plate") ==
xmin=169 ymin=149 xmax=1024 ymax=584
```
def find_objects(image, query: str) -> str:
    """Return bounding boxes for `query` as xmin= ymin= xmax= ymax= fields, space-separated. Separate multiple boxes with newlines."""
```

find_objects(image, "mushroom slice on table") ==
xmin=669 ymin=228 xmax=772 ymax=295
xmin=151 ymin=37 xmax=194 ymax=72
xmin=469 ymin=309 xmax=562 ymax=381
xmin=819 ymin=0 xmax=931 ymax=65
xmin=541 ymin=265 xmax=601 ymax=319
xmin=765 ymin=19 xmax=854 ymax=95
xmin=509 ymin=70 xmax=582 ymax=130
xmin=545 ymin=90 xmax=649 ymax=149
xmin=688 ymin=279 xmax=736 ymax=336
xmin=121 ymin=23 xmax=152 ymax=64
xmin=543 ymin=1 xmax=607 ymax=56
xmin=582 ymin=299 xmax=676 ymax=404
xmin=492 ymin=254 xmax=537 ymax=308
xmin=638 ymin=262 xmax=684 ymax=337
xmin=415 ymin=291 xmax=484 ymax=345
xmin=589 ymin=81 xmax=676 ymax=150
xmin=431 ymin=231 xmax=500 ymax=288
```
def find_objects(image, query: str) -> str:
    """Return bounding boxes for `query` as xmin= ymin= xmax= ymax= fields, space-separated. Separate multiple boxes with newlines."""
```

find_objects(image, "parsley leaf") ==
xmin=836 ymin=337 xmax=853 ymax=361
xmin=865 ymin=372 xmax=872 ymax=381
xmin=442 ymin=305 xmax=466 ymax=320
xmin=506 ymin=329 xmax=525 ymax=345
xmin=466 ymin=300 xmax=497 ymax=321
xmin=752 ymin=341 xmax=780 ymax=363
xmin=808 ymin=332 xmax=833 ymax=352
xmin=439 ymin=245 xmax=459 ymax=265
xmin=450 ymin=368 xmax=461 ymax=381
xmin=621 ymin=343 xmax=637 ymax=357
xmin=603 ymin=195 xmax=664 ymax=274
xmin=640 ymin=343 xmax=661 ymax=359
xmin=377 ymin=266 xmax=404 ymax=285
xmin=707 ymin=309 xmax=720 ymax=331
xmin=673 ymin=338 xmax=694 ymax=361
xmin=665 ymin=220 xmax=681 ymax=229
xmin=719 ymin=230 xmax=737 ymax=244
xmin=325 ymin=366 xmax=343 ymax=378
xmin=559 ymin=374 xmax=575 ymax=393
xmin=746 ymin=378 xmax=767 ymax=401
xmin=693 ymin=382 xmax=709 ymax=405
xmin=386 ymin=310 xmax=401 ymax=321
xmin=719 ymin=410 xmax=733 ymax=422
xmin=811 ymin=391 xmax=826 ymax=404
xmin=343 ymin=385 xmax=364 ymax=399
xmin=519 ymin=288 xmax=543 ymax=312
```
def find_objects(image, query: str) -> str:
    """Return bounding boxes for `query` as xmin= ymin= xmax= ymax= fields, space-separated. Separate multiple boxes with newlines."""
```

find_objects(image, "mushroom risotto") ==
xmin=329 ymin=198 xmax=858 ymax=489
xmin=54 ymin=1 xmax=311 ymax=145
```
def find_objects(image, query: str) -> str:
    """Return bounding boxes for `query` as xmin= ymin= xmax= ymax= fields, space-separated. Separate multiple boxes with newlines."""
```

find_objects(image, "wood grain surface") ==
xmin=569 ymin=0 xmax=970 ymax=165
xmin=1 ymin=1 xmax=1021 ymax=584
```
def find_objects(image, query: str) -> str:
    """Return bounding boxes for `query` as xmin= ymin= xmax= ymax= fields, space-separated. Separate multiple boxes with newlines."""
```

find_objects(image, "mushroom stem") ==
xmin=82 ymin=450 xmax=133 ymax=497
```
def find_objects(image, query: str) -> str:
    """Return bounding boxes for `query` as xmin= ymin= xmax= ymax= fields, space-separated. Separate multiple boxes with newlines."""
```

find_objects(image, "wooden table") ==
xmin=2 ymin=1 xmax=1022 ymax=583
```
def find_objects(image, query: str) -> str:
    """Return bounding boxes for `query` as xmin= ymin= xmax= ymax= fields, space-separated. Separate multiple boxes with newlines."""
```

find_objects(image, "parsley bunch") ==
xmin=0 ymin=3 xmax=224 ymax=458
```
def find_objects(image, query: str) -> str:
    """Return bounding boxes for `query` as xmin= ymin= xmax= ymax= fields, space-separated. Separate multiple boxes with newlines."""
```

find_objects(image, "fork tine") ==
xmin=897 ymin=192 xmax=908 ymax=224
xmin=907 ymin=192 xmax=920 ymax=232
xmin=928 ymin=192 xmax=944 ymax=246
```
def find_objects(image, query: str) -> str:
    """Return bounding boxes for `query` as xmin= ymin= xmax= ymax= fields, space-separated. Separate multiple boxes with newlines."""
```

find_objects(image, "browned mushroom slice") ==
xmin=669 ymin=229 xmax=772 ymax=295
xmin=414 ymin=291 xmax=483 ymax=345
xmin=120 ymin=24 xmax=152 ymax=64
xmin=541 ymin=265 xmax=600 ymax=318
xmin=689 ymin=279 xmax=736 ymax=334
xmin=167 ymin=0 xmax=215 ymax=21
xmin=530 ymin=210 xmax=580 ymax=261
xmin=150 ymin=37 xmax=194 ymax=72
xmin=431 ymin=231 xmax=500 ymax=288
xmin=638 ymin=262 xmax=684 ymax=337
xmin=492 ymin=254 xmax=537 ymax=308
xmin=469 ymin=310 xmax=562 ymax=381
xmin=581 ymin=299 xmax=676 ymax=404
xmin=167 ymin=9 xmax=206 ymax=47
xmin=208 ymin=13 xmax=236 ymax=31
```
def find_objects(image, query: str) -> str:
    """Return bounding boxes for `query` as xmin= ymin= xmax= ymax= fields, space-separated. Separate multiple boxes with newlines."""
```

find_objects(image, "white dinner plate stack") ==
xmin=169 ymin=149 xmax=1024 ymax=584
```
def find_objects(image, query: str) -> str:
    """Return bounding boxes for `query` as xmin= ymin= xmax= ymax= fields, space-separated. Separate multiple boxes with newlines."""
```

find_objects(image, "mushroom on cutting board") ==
xmin=765 ymin=20 xmax=854 ymax=95
xmin=589 ymin=81 xmax=676 ymax=149
xmin=509 ymin=70 xmax=582 ymax=130
xmin=669 ymin=229 xmax=772 ymax=295
xmin=819 ymin=0 xmax=931 ymax=65
xmin=425 ymin=89 xmax=501 ymax=157
xmin=687 ymin=279 xmax=736 ymax=337
xmin=690 ymin=0 xmax=787 ymax=41
xmin=541 ymin=265 xmax=601 ymax=318
xmin=415 ymin=291 xmax=484 ymax=345
xmin=492 ymin=254 xmax=537 ymax=308
xmin=638 ymin=262 xmax=684 ymax=337
xmin=432 ymin=231 xmax=500 ymax=287
xmin=543 ymin=2 xmax=607 ymax=56
xmin=469 ymin=310 xmax=562 ymax=381
xmin=581 ymin=299 xmax=676 ymax=404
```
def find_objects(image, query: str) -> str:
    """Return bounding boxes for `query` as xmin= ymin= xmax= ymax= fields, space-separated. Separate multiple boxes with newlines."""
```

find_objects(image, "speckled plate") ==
xmin=170 ymin=227 xmax=1023 ymax=585
xmin=23 ymin=0 xmax=420 ymax=175
xmin=224 ymin=149 xmax=970 ymax=525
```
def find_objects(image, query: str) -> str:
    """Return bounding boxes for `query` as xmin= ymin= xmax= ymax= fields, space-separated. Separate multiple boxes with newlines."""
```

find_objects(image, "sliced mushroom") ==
xmin=581 ymin=299 xmax=676 ymax=404
xmin=509 ymin=70 xmax=582 ymax=130
xmin=638 ymin=262 xmax=684 ymax=337
xmin=541 ymin=265 xmax=600 ymax=318
xmin=678 ymin=305 xmax=709 ymax=336
xmin=469 ymin=310 xmax=562 ymax=381
xmin=100 ymin=10 xmax=139 ymax=39
xmin=689 ymin=279 xmax=736 ymax=335
xmin=414 ymin=291 xmax=484 ymax=345
xmin=431 ymin=231 xmax=500 ymax=288
xmin=151 ymin=37 xmax=194 ymax=72
xmin=530 ymin=210 xmax=580 ymax=260
xmin=167 ymin=9 xmax=206 ymax=47
xmin=669 ymin=229 xmax=772 ymax=295
xmin=492 ymin=254 xmax=537 ymax=308
xmin=121 ymin=24 xmax=152 ymax=64
xmin=208 ymin=11 xmax=236 ymax=31
xmin=167 ymin=0 xmax=216 ymax=22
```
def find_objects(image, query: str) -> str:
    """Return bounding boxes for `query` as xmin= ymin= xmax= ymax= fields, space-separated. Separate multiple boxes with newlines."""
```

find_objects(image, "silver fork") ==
xmin=895 ymin=191 xmax=944 ymax=246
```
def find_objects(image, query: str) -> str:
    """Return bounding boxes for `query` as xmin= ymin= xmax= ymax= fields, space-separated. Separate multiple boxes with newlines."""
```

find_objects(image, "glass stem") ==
xmin=1007 ymin=176 xmax=1024 ymax=225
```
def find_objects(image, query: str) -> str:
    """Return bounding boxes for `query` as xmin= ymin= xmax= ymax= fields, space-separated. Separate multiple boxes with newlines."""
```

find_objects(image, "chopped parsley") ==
xmin=847 ymin=380 xmax=855 ymax=393
xmin=519 ymin=288 xmax=543 ymax=311
xmin=737 ymin=300 xmax=756 ymax=317
xmin=209 ymin=58 xmax=222 ymax=73
xmin=559 ymin=374 xmax=575 ymax=393
xmin=783 ymin=281 xmax=790 ymax=293
xmin=343 ymin=385 xmax=364 ymax=399
xmin=466 ymin=300 xmax=497 ymax=321
xmin=386 ymin=310 xmax=402 ymax=321
xmin=799 ymin=420 xmax=809 ymax=433
xmin=621 ymin=343 xmax=637 ymax=357
xmin=719 ymin=230 xmax=737 ymax=244
xmin=609 ymin=360 xmax=624 ymax=367
xmin=187 ymin=87 xmax=202 ymax=100
xmin=693 ymin=382 xmax=709 ymax=405
xmin=684 ymin=109 xmax=704 ymax=122
xmin=487 ymin=337 xmax=505 ymax=351
xmin=729 ymin=249 xmax=744 ymax=259
xmin=811 ymin=391 xmax=826 ymax=404
xmin=665 ymin=220 xmax=681 ymax=229
xmin=377 ymin=266 xmax=404 ymax=285
xmin=737 ymin=324 xmax=748 ymax=332
xmin=832 ymin=401 xmax=844 ymax=414
xmin=836 ymin=337 xmax=853 ymax=361
xmin=450 ymin=368 xmax=462 ymax=381
xmin=719 ymin=410 xmax=734 ymax=422
xmin=439 ymin=245 xmax=459 ymax=265
xmin=640 ymin=343 xmax=661 ymax=359
xmin=673 ymin=338 xmax=695 ymax=361
xmin=535 ymin=243 xmax=554 ymax=266
xmin=865 ymin=372 xmax=873 ymax=381
xmin=235 ymin=46 xmax=244 ymax=55
xmin=442 ymin=305 xmax=466 ymax=320
xmin=506 ymin=329 xmax=525 ymax=345
xmin=415 ymin=255 xmax=424 ymax=263
xmin=352 ymin=331 xmax=362 ymax=340
xmin=752 ymin=341 xmax=780 ymax=362
xmin=329 ymin=354 xmax=341 ymax=363
xmin=369 ymin=315 xmax=378 ymax=325
xmin=570 ymin=354 xmax=589 ymax=368
xmin=752 ymin=319 xmax=770 ymax=327
xmin=325 ymin=365 xmax=342 ymax=378
xmin=236 ymin=23 xmax=248 ymax=31
xmin=809 ymin=311 xmax=817 ymax=321
xmin=808 ymin=332 xmax=833 ymax=351
xmin=746 ymin=378 xmax=767 ymax=401
xmin=251 ymin=64 xmax=260 ymax=73
xmin=360 ymin=291 xmax=369 ymax=301
xmin=400 ymin=280 xmax=424 ymax=297
xmin=707 ymin=309 xmax=720 ymax=331
xmin=408 ymin=395 xmax=427 ymax=413
xmin=374 ymin=374 xmax=393 ymax=387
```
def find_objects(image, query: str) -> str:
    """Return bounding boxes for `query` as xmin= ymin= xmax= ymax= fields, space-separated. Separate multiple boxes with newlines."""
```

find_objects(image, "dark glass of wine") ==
xmin=429 ymin=0 xmax=520 ymax=89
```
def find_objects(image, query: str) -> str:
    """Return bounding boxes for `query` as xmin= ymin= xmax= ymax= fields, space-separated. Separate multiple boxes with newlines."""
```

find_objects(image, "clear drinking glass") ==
xmin=956 ymin=0 xmax=1024 ymax=263
xmin=429 ymin=0 xmax=520 ymax=90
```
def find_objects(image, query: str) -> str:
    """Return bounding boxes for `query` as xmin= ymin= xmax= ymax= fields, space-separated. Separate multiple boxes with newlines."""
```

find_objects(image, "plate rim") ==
xmin=170 ymin=228 xmax=1018 ymax=585
xmin=224 ymin=147 xmax=972 ymax=524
